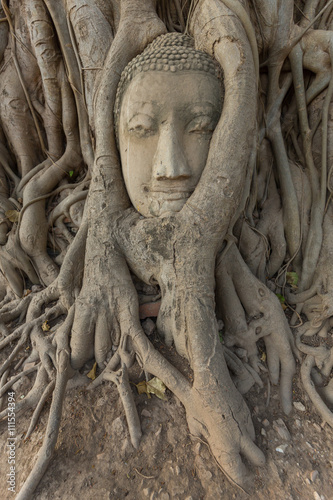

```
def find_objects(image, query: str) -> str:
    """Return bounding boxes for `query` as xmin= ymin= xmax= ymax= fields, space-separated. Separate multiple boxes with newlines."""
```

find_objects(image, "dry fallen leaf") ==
xmin=136 ymin=380 xmax=151 ymax=398
xmin=41 ymin=320 xmax=50 ymax=332
xmin=5 ymin=209 xmax=20 ymax=223
xmin=135 ymin=377 xmax=167 ymax=401
xmin=87 ymin=362 xmax=97 ymax=380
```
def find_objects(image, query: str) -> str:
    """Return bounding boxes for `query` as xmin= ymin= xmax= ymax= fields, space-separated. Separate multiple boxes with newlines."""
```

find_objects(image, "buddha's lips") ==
xmin=151 ymin=191 xmax=192 ymax=201
xmin=147 ymin=187 xmax=194 ymax=201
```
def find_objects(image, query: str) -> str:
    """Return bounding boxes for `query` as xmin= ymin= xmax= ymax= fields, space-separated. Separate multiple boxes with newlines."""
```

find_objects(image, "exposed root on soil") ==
xmin=0 ymin=264 xmax=271 ymax=496
xmin=216 ymin=243 xmax=296 ymax=415
xmin=15 ymin=350 xmax=71 ymax=500
xmin=25 ymin=380 xmax=55 ymax=440
xmin=301 ymin=354 xmax=333 ymax=427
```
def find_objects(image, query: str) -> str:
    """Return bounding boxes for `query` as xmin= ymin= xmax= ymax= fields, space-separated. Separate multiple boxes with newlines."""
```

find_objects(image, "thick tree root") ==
xmin=217 ymin=244 xmax=295 ymax=414
xmin=300 ymin=354 xmax=333 ymax=427
xmin=116 ymin=291 xmax=266 ymax=490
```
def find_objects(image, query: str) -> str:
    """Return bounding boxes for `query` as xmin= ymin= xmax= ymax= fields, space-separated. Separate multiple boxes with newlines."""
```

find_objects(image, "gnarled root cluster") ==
xmin=0 ymin=204 xmax=295 ymax=499
xmin=285 ymin=206 xmax=333 ymax=426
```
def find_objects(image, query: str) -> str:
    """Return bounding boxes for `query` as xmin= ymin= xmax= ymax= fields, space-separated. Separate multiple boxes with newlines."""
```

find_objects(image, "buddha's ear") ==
xmin=183 ymin=0 xmax=257 ymax=237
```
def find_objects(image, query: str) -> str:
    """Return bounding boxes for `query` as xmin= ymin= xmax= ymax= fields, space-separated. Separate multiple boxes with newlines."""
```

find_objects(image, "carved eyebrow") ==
xmin=123 ymin=101 xmax=159 ymax=122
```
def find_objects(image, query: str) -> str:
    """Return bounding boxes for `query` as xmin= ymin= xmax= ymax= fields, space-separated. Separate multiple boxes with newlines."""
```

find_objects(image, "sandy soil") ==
xmin=0 ymin=330 xmax=333 ymax=500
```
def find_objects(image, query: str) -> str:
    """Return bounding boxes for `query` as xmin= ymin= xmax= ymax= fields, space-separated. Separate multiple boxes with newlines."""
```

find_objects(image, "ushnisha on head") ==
xmin=116 ymin=33 xmax=224 ymax=218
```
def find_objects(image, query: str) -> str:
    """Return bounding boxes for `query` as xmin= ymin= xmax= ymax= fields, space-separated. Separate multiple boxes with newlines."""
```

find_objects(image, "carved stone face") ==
xmin=118 ymin=71 xmax=222 ymax=217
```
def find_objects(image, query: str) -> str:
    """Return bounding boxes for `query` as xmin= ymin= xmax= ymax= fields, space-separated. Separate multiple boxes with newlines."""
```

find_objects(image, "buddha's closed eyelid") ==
xmin=127 ymin=113 xmax=157 ymax=137
xmin=186 ymin=114 xmax=218 ymax=134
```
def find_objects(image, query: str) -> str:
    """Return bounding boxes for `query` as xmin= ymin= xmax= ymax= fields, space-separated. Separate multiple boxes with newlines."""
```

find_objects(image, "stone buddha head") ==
xmin=115 ymin=33 xmax=223 ymax=218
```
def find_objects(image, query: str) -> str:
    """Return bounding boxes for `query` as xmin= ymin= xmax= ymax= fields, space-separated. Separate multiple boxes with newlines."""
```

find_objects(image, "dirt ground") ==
xmin=0 ymin=327 xmax=333 ymax=500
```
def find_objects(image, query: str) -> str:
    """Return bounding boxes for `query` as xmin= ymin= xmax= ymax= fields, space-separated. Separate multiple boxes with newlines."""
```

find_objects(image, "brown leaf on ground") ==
xmin=135 ymin=377 xmax=167 ymax=401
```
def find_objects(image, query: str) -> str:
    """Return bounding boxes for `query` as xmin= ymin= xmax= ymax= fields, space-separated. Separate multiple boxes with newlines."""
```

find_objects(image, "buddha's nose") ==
xmin=152 ymin=125 xmax=191 ymax=180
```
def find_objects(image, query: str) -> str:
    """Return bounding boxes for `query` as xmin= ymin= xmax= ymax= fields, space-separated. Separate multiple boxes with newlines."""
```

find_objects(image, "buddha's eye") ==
xmin=187 ymin=115 xmax=216 ymax=134
xmin=127 ymin=114 xmax=156 ymax=138
xmin=128 ymin=124 xmax=156 ymax=138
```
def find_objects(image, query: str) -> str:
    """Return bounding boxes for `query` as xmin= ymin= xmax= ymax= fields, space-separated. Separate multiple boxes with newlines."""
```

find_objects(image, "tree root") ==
xmin=0 ymin=367 xmax=9 ymax=411
xmin=0 ymin=367 xmax=49 ymax=421
xmin=87 ymin=352 xmax=121 ymax=390
xmin=0 ymin=362 xmax=38 ymax=398
xmin=122 ymin=297 xmax=265 ymax=490
xmin=224 ymin=346 xmax=263 ymax=394
xmin=300 ymin=354 xmax=333 ymax=427
xmin=15 ymin=350 xmax=71 ymax=500
xmin=0 ymin=304 xmax=76 ymax=497
xmin=8 ymin=301 xmax=65 ymax=355
xmin=0 ymin=292 xmax=33 ymax=324
xmin=104 ymin=363 xmax=142 ymax=449
xmin=0 ymin=324 xmax=28 ymax=351
xmin=25 ymin=380 xmax=55 ymax=440
xmin=217 ymin=243 xmax=295 ymax=414
xmin=0 ymin=329 xmax=29 ymax=378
